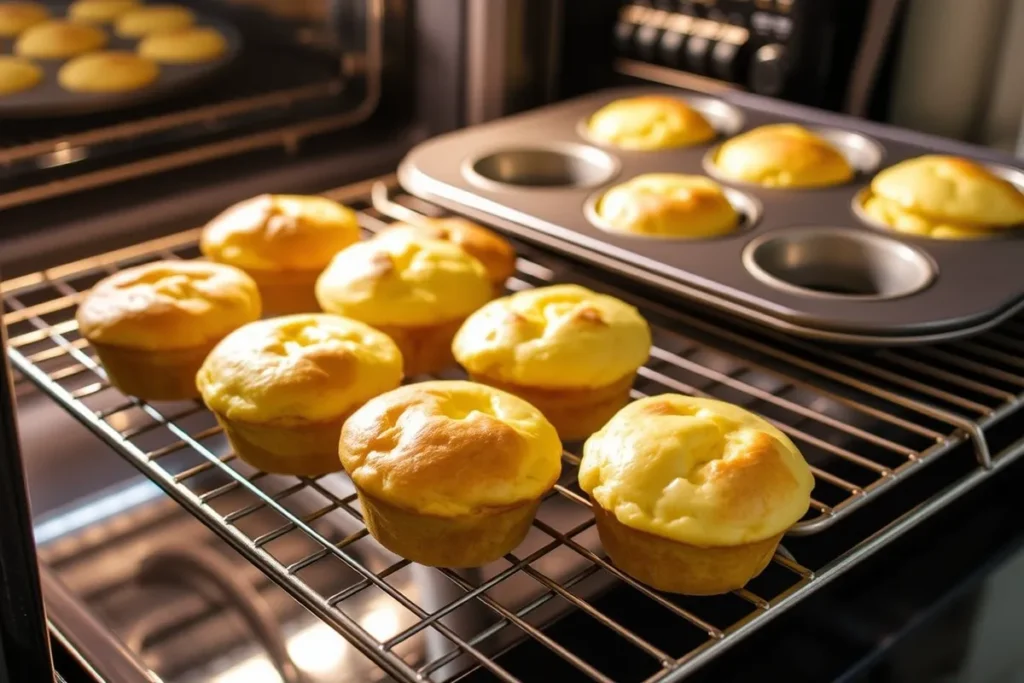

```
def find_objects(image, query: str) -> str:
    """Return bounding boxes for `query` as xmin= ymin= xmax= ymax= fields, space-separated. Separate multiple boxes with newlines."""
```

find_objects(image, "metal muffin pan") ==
xmin=398 ymin=85 xmax=1024 ymax=344
xmin=0 ymin=5 xmax=241 ymax=119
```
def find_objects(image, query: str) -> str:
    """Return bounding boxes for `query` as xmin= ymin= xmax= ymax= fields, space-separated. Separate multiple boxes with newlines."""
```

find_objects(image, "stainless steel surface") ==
xmin=586 ymin=186 xmax=762 ymax=240
xmin=397 ymin=85 xmax=1024 ymax=344
xmin=7 ymin=175 xmax=1022 ymax=682
xmin=465 ymin=144 xmax=620 ymax=191
xmin=741 ymin=227 xmax=937 ymax=301
xmin=0 ymin=12 xmax=241 ymax=119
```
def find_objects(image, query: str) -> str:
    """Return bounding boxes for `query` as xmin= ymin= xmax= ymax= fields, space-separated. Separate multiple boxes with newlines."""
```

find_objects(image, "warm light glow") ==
xmin=361 ymin=601 xmax=403 ymax=641
xmin=212 ymin=657 xmax=280 ymax=683
xmin=286 ymin=622 xmax=348 ymax=675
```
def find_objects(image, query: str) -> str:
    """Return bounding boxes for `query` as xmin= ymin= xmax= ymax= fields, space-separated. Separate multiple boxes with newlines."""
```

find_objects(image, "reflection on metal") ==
xmin=6 ymin=175 xmax=1024 ymax=682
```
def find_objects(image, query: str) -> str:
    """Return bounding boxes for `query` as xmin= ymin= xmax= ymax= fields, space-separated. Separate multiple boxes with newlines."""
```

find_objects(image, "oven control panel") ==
xmin=614 ymin=0 xmax=861 ymax=107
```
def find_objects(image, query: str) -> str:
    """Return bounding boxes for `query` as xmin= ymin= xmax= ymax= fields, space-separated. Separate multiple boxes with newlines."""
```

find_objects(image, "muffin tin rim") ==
xmin=461 ymin=141 xmax=622 ymax=193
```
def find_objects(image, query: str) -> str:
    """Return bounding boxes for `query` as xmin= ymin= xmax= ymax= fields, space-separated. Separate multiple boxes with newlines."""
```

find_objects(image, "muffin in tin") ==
xmin=197 ymin=314 xmax=403 ymax=477
xmin=452 ymin=284 xmax=651 ymax=440
xmin=115 ymin=4 xmax=194 ymax=38
xmin=592 ymin=173 xmax=741 ymax=239
xmin=585 ymin=95 xmax=716 ymax=150
xmin=0 ymin=1 xmax=48 ymax=37
xmin=340 ymin=380 xmax=562 ymax=567
xmin=15 ymin=19 xmax=107 ymax=59
xmin=0 ymin=55 xmax=42 ymax=94
xmin=137 ymin=26 xmax=227 ymax=64
xmin=316 ymin=231 xmax=493 ymax=376
xmin=59 ymin=51 xmax=159 ymax=93
xmin=201 ymin=194 xmax=361 ymax=316
xmin=76 ymin=260 xmax=261 ymax=401
xmin=68 ymin=0 xmax=138 ymax=24
xmin=860 ymin=154 xmax=1024 ymax=240
xmin=579 ymin=395 xmax=814 ymax=595
xmin=711 ymin=123 xmax=853 ymax=188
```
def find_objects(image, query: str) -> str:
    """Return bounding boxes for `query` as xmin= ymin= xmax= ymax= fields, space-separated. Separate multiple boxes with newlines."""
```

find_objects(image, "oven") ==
xmin=2 ymin=2 xmax=1024 ymax=682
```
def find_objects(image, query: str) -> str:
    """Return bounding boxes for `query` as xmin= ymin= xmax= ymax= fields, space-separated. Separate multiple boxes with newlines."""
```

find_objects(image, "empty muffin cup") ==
xmin=464 ymin=144 xmax=618 ymax=190
xmin=742 ymin=227 xmax=936 ymax=300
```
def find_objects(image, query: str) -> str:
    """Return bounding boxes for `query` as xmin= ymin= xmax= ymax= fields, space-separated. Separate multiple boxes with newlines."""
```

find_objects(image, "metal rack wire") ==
xmin=5 ymin=175 xmax=1024 ymax=682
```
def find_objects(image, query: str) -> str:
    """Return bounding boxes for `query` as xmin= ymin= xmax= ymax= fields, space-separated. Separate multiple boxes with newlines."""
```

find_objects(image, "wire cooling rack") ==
xmin=5 ymin=175 xmax=1024 ymax=682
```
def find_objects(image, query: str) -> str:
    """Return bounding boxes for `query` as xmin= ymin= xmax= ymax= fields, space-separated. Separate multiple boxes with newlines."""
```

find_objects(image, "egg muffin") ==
xmin=200 ymin=194 xmax=361 ymax=316
xmin=860 ymin=155 xmax=1024 ymax=240
xmin=452 ymin=284 xmax=651 ymax=440
xmin=316 ymin=233 xmax=493 ymax=376
xmin=138 ymin=26 xmax=227 ymax=64
xmin=340 ymin=380 xmax=562 ymax=567
xmin=586 ymin=95 xmax=716 ymax=150
xmin=711 ymin=123 xmax=854 ymax=188
xmin=15 ymin=20 xmax=107 ymax=59
xmin=76 ymin=261 xmax=261 ymax=401
xmin=0 ymin=1 xmax=48 ymax=37
xmin=0 ymin=56 xmax=42 ymax=95
xmin=197 ymin=314 xmax=402 ymax=476
xmin=115 ymin=4 xmax=194 ymax=38
xmin=579 ymin=395 xmax=814 ymax=595
xmin=593 ymin=173 xmax=741 ymax=238
xmin=377 ymin=217 xmax=517 ymax=294
xmin=68 ymin=0 xmax=138 ymax=24
xmin=59 ymin=51 xmax=159 ymax=93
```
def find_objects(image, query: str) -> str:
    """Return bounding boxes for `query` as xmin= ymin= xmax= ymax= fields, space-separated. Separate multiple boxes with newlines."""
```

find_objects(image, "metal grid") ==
xmin=5 ymin=175 xmax=1024 ymax=682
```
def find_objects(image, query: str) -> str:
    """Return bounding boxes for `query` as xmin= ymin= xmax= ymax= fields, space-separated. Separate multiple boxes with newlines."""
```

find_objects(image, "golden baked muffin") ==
xmin=586 ymin=95 xmax=716 ymax=150
xmin=68 ymin=0 xmax=139 ymax=23
xmin=377 ymin=217 xmax=516 ymax=294
xmin=76 ymin=260 xmax=261 ymax=401
xmin=115 ymin=4 xmax=194 ymax=38
xmin=197 ymin=314 xmax=402 ymax=476
xmin=138 ymin=26 xmax=227 ymax=64
xmin=712 ymin=123 xmax=854 ymax=188
xmin=861 ymin=155 xmax=1024 ymax=240
xmin=0 ymin=1 xmax=48 ymax=37
xmin=579 ymin=395 xmax=814 ymax=595
xmin=200 ymin=194 xmax=361 ymax=316
xmin=340 ymin=380 xmax=562 ymax=567
xmin=316 ymin=233 xmax=493 ymax=376
xmin=0 ymin=55 xmax=42 ymax=95
xmin=15 ymin=20 xmax=107 ymax=59
xmin=594 ymin=173 xmax=741 ymax=238
xmin=59 ymin=51 xmax=158 ymax=93
xmin=452 ymin=284 xmax=651 ymax=440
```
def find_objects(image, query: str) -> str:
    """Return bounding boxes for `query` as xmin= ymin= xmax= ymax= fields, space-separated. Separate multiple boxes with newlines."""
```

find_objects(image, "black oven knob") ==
xmin=709 ymin=27 xmax=749 ymax=83
xmin=634 ymin=23 xmax=665 ymax=62
xmin=659 ymin=28 xmax=687 ymax=67
xmin=684 ymin=34 xmax=712 ymax=74
xmin=749 ymin=43 xmax=789 ymax=96
xmin=613 ymin=20 xmax=637 ymax=55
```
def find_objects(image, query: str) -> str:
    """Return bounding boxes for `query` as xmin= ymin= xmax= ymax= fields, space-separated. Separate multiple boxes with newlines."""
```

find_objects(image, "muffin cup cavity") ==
xmin=92 ymin=340 xmax=216 ymax=401
xmin=703 ymin=126 xmax=884 ymax=189
xmin=216 ymin=413 xmax=348 ymax=477
xmin=592 ymin=505 xmax=782 ymax=596
xmin=743 ymin=227 xmax=936 ymax=300
xmin=468 ymin=371 xmax=635 ymax=442
xmin=463 ymin=144 xmax=619 ymax=191
xmin=375 ymin=318 xmax=466 ymax=377
xmin=577 ymin=94 xmax=745 ymax=148
xmin=356 ymin=487 xmax=541 ymax=568
xmin=585 ymin=184 xmax=762 ymax=240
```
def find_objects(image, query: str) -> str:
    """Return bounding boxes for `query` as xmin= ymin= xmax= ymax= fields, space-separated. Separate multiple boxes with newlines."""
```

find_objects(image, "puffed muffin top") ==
xmin=0 ymin=55 xmax=42 ymax=95
xmin=594 ymin=173 xmax=740 ymax=238
xmin=200 ymin=194 xmax=361 ymax=272
xmin=115 ymin=4 xmax=195 ymax=37
xmin=452 ymin=284 xmax=651 ymax=389
xmin=76 ymin=260 xmax=261 ymax=351
xmin=340 ymin=380 xmax=563 ymax=517
xmin=377 ymin=217 xmax=517 ymax=286
xmin=0 ymin=2 xmax=49 ymax=37
xmin=58 ymin=51 xmax=159 ymax=93
xmin=68 ymin=0 xmax=138 ymax=23
xmin=15 ymin=20 xmax=107 ymax=58
xmin=579 ymin=395 xmax=814 ymax=547
xmin=196 ymin=314 xmax=403 ymax=425
xmin=315 ymin=233 xmax=493 ymax=327
xmin=868 ymin=155 xmax=1024 ymax=229
xmin=862 ymin=195 xmax=998 ymax=240
xmin=713 ymin=123 xmax=854 ymax=188
xmin=586 ymin=95 xmax=716 ymax=150
xmin=138 ymin=26 xmax=227 ymax=63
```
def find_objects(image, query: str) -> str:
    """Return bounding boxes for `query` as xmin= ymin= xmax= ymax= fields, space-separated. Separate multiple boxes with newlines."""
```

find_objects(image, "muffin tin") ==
xmin=398 ymin=85 xmax=1024 ymax=345
xmin=0 ymin=3 xmax=241 ymax=118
